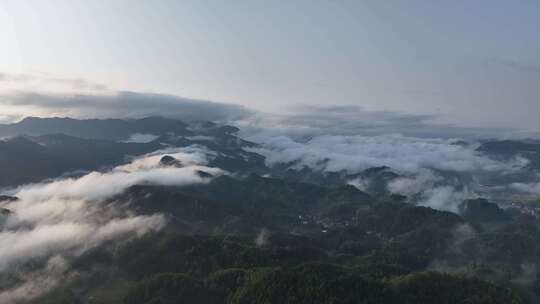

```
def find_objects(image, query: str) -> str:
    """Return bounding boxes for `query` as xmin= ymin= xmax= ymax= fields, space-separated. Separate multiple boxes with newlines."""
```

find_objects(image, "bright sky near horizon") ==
xmin=1 ymin=0 xmax=539 ymax=131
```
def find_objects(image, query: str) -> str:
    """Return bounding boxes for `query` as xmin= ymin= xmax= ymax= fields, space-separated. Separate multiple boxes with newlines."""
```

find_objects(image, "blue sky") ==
xmin=1 ymin=0 xmax=539 ymax=131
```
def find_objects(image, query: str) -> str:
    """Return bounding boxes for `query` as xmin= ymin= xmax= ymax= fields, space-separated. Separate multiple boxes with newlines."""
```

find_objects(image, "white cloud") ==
xmin=122 ymin=133 xmax=159 ymax=143
xmin=510 ymin=182 xmax=540 ymax=195
xmin=0 ymin=216 xmax=164 ymax=271
xmin=9 ymin=146 xmax=220 ymax=204
xmin=387 ymin=169 xmax=442 ymax=196
xmin=0 ymin=145 xmax=224 ymax=301
xmin=417 ymin=186 xmax=474 ymax=213
xmin=116 ymin=146 xmax=215 ymax=172
xmin=347 ymin=177 xmax=371 ymax=192
xmin=247 ymin=134 xmax=521 ymax=175
xmin=386 ymin=169 xmax=476 ymax=213
xmin=0 ymin=255 xmax=71 ymax=303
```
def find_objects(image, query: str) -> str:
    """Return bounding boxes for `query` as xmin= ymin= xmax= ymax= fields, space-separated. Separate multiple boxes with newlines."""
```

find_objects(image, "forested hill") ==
xmin=1 ymin=117 xmax=539 ymax=303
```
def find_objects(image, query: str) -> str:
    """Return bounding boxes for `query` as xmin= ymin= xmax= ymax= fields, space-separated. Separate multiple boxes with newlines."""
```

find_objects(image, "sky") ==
xmin=0 ymin=0 xmax=539 ymax=131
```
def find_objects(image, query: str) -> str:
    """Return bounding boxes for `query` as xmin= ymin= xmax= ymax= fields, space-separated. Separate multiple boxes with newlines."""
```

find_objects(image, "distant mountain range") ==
xmin=0 ymin=117 xmax=265 ymax=187
xmin=0 ymin=116 xmax=191 ymax=140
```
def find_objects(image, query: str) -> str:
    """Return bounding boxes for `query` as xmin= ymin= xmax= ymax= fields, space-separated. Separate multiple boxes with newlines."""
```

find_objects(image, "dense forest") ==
xmin=1 ymin=117 xmax=540 ymax=303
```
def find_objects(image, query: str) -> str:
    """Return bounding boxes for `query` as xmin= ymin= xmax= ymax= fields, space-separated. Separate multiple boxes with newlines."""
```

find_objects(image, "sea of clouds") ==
xmin=242 ymin=131 xmax=529 ymax=212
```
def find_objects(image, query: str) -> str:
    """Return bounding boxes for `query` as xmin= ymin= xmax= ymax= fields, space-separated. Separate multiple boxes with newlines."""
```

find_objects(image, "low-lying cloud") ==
xmin=387 ymin=169 xmax=442 ymax=196
xmin=510 ymin=181 xmax=540 ymax=195
xmin=243 ymin=130 xmax=528 ymax=213
xmin=122 ymin=133 xmax=160 ymax=143
xmin=247 ymin=134 xmax=524 ymax=174
xmin=386 ymin=169 xmax=479 ymax=213
xmin=417 ymin=186 xmax=474 ymax=213
xmin=0 ymin=256 xmax=71 ymax=303
xmin=0 ymin=145 xmax=223 ymax=301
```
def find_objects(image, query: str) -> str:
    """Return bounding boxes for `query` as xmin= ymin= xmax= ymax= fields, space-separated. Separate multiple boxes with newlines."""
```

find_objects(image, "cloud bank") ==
xmin=244 ymin=131 xmax=529 ymax=213
xmin=1 ymin=87 xmax=527 ymax=139
xmin=0 ymin=145 xmax=223 ymax=302
xmin=0 ymin=91 xmax=252 ymax=123
xmin=247 ymin=134 xmax=523 ymax=174
xmin=386 ymin=169 xmax=477 ymax=213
